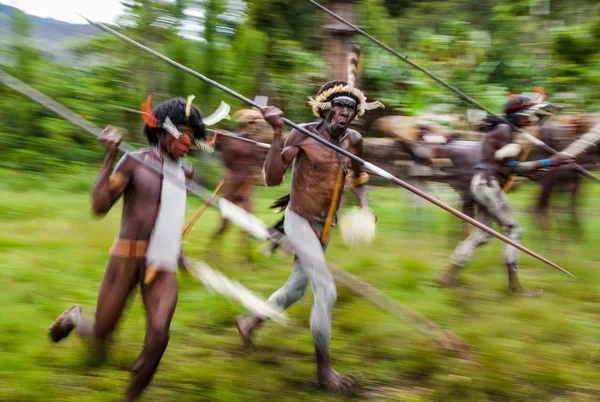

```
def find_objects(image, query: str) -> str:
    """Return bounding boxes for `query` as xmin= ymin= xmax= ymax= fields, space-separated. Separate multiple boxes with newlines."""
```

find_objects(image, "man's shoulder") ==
xmin=118 ymin=148 xmax=156 ymax=171
xmin=486 ymin=123 xmax=512 ymax=140
xmin=127 ymin=147 xmax=153 ymax=156
xmin=345 ymin=128 xmax=363 ymax=143
xmin=287 ymin=123 xmax=317 ymax=146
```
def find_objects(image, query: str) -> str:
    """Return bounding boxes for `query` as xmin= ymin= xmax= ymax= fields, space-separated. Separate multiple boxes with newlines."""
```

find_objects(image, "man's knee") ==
xmin=505 ymin=224 xmax=523 ymax=241
xmin=314 ymin=276 xmax=337 ymax=308
xmin=274 ymin=276 xmax=309 ymax=307
xmin=147 ymin=325 xmax=170 ymax=353
xmin=291 ymin=277 xmax=309 ymax=298
xmin=474 ymin=233 xmax=492 ymax=247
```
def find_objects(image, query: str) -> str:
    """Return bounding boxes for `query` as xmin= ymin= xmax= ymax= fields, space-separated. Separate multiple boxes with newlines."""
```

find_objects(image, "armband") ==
xmin=540 ymin=159 xmax=552 ymax=168
xmin=504 ymin=160 xmax=518 ymax=167
xmin=109 ymin=172 xmax=125 ymax=192
xmin=346 ymin=172 xmax=370 ymax=188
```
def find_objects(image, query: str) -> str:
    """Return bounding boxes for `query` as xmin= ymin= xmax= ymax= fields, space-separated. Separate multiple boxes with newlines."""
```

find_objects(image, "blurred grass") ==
xmin=0 ymin=166 xmax=599 ymax=401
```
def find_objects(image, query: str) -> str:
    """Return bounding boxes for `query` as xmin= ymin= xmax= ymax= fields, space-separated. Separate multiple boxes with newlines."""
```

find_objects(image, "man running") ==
xmin=49 ymin=97 xmax=204 ymax=401
xmin=236 ymin=80 xmax=383 ymax=392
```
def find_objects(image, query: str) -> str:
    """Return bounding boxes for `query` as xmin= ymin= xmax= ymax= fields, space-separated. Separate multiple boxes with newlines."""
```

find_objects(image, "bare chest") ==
xmin=128 ymin=157 xmax=165 ymax=202
xmin=298 ymin=141 xmax=350 ymax=175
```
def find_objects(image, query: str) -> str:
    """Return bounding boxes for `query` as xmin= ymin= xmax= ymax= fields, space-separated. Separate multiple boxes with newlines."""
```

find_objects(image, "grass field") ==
xmin=1 ymin=167 xmax=600 ymax=402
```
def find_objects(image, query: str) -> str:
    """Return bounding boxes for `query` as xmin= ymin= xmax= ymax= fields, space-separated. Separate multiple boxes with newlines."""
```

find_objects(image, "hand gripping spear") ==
xmin=306 ymin=0 xmax=600 ymax=186
xmin=1 ymin=69 xmax=477 ymax=354
xmin=79 ymin=17 xmax=575 ymax=279
xmin=0 ymin=68 xmax=287 ymax=323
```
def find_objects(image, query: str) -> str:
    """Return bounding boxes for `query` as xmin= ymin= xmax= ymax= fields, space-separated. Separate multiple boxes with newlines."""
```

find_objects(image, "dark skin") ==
xmin=263 ymin=100 xmax=368 ymax=217
xmin=50 ymin=125 xmax=194 ymax=402
xmin=438 ymin=115 xmax=573 ymax=292
xmin=210 ymin=121 xmax=266 ymax=260
xmin=480 ymin=117 xmax=571 ymax=183
xmin=245 ymin=99 xmax=368 ymax=391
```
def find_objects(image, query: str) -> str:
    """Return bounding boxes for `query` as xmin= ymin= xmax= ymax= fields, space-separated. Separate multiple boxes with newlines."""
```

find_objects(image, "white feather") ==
xmin=494 ymin=143 xmax=522 ymax=161
xmin=203 ymin=101 xmax=231 ymax=126
xmin=186 ymin=260 xmax=287 ymax=323
xmin=195 ymin=139 xmax=215 ymax=153
xmin=218 ymin=198 xmax=270 ymax=240
xmin=339 ymin=207 xmax=377 ymax=248
xmin=162 ymin=116 xmax=181 ymax=139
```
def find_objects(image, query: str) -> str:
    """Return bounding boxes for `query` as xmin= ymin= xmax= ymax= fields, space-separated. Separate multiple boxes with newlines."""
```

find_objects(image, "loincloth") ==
xmin=109 ymin=238 xmax=148 ymax=259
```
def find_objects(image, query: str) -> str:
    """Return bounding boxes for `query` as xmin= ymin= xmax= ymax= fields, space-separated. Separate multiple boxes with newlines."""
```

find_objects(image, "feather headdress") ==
xmin=308 ymin=84 xmax=384 ymax=118
xmin=308 ymin=45 xmax=384 ymax=118
xmin=140 ymin=95 xmax=218 ymax=153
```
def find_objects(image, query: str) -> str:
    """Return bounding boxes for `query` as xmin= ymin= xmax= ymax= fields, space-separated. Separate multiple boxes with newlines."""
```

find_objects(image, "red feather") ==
xmin=141 ymin=95 xmax=158 ymax=128
xmin=206 ymin=131 xmax=218 ymax=146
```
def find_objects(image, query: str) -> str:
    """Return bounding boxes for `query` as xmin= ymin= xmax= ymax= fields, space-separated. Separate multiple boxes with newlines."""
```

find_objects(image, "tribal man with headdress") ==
xmin=437 ymin=94 xmax=573 ymax=295
xmin=236 ymin=57 xmax=384 ymax=391
xmin=48 ymin=96 xmax=204 ymax=401
xmin=209 ymin=109 xmax=270 ymax=262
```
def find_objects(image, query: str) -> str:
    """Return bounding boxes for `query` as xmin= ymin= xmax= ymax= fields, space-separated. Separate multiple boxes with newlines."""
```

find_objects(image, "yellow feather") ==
xmin=185 ymin=94 xmax=196 ymax=117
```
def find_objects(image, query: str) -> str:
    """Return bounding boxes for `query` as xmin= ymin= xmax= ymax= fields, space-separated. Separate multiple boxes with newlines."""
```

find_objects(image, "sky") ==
xmin=0 ymin=0 xmax=124 ymax=24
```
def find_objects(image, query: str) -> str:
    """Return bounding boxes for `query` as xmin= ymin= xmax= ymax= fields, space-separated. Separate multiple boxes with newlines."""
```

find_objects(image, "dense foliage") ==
xmin=1 ymin=0 xmax=599 ymax=172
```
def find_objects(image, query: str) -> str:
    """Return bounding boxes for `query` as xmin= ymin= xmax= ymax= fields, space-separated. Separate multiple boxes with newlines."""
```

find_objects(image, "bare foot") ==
xmin=48 ymin=305 xmax=81 ymax=342
xmin=236 ymin=315 xmax=259 ymax=352
xmin=508 ymin=286 xmax=543 ymax=297
xmin=317 ymin=369 xmax=363 ymax=393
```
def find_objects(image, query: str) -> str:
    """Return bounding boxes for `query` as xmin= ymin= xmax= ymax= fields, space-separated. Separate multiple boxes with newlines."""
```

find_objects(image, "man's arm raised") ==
xmin=261 ymin=106 xmax=298 ymax=186
xmin=91 ymin=126 xmax=133 ymax=216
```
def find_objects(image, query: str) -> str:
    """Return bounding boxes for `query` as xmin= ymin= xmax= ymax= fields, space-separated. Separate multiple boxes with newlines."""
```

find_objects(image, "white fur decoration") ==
xmin=308 ymin=84 xmax=384 ymax=118
xmin=162 ymin=116 xmax=181 ymax=139
xmin=186 ymin=260 xmax=287 ymax=323
xmin=195 ymin=139 xmax=215 ymax=153
xmin=494 ymin=143 xmax=522 ymax=161
xmin=339 ymin=207 xmax=377 ymax=248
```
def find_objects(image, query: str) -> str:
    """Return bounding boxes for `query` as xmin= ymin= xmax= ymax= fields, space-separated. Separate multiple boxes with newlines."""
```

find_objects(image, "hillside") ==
xmin=0 ymin=3 xmax=99 ymax=64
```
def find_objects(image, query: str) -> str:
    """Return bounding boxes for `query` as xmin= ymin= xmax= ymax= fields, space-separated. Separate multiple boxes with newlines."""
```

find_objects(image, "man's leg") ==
xmin=126 ymin=271 xmax=178 ymax=402
xmin=439 ymin=174 xmax=493 ymax=287
xmin=236 ymin=257 xmax=308 ymax=350
xmin=569 ymin=179 xmax=583 ymax=242
xmin=535 ymin=174 xmax=554 ymax=235
xmin=208 ymin=177 xmax=242 ymax=258
xmin=282 ymin=210 xmax=359 ymax=391
xmin=472 ymin=176 xmax=541 ymax=296
xmin=49 ymin=257 xmax=139 ymax=351
xmin=240 ymin=186 xmax=254 ymax=262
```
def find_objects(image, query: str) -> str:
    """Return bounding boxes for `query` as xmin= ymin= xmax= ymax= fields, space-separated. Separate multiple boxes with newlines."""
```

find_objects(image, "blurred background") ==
xmin=1 ymin=0 xmax=599 ymax=173
xmin=1 ymin=1 xmax=600 ymax=401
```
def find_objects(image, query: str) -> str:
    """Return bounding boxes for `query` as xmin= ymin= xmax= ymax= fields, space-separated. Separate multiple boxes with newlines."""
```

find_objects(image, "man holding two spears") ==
xmin=236 ymin=78 xmax=383 ymax=392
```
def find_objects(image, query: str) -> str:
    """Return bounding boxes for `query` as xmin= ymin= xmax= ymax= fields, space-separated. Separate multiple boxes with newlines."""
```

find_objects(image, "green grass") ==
xmin=1 ymin=167 xmax=600 ymax=401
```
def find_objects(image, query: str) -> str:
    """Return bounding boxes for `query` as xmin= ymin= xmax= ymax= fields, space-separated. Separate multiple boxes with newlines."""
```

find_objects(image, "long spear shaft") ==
xmin=0 ymin=69 xmax=239 ymax=229
xmin=306 ymin=0 xmax=600 ymax=185
xmin=78 ymin=18 xmax=574 ymax=279
xmin=0 ymin=70 xmax=477 ymax=350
